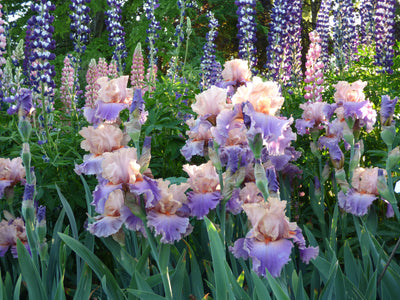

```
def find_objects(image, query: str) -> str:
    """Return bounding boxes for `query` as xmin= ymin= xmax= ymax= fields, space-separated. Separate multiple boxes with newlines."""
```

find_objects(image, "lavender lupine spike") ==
xmin=69 ymin=0 xmax=91 ymax=54
xmin=131 ymin=43 xmax=145 ymax=90
xmin=24 ymin=0 xmax=57 ymax=140
xmin=359 ymin=0 xmax=377 ymax=46
xmin=235 ymin=0 xmax=257 ymax=72
xmin=265 ymin=0 xmax=302 ymax=84
xmin=144 ymin=0 xmax=161 ymax=82
xmin=199 ymin=11 xmax=222 ymax=91
xmin=332 ymin=0 xmax=359 ymax=73
xmin=315 ymin=0 xmax=332 ymax=71
xmin=374 ymin=0 xmax=396 ymax=74
xmin=285 ymin=0 xmax=303 ymax=83
xmin=105 ymin=0 xmax=127 ymax=72
xmin=0 ymin=4 xmax=6 ymax=101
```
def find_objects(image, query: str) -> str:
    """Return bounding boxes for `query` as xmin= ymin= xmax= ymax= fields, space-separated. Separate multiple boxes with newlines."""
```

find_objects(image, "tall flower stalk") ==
xmin=199 ymin=11 xmax=221 ymax=91
xmin=374 ymin=0 xmax=396 ymax=74
xmin=144 ymin=0 xmax=161 ymax=84
xmin=235 ymin=0 xmax=257 ymax=72
xmin=315 ymin=0 xmax=332 ymax=71
xmin=332 ymin=0 xmax=359 ymax=76
xmin=359 ymin=0 xmax=377 ymax=46
xmin=0 ymin=3 xmax=6 ymax=101
xmin=265 ymin=0 xmax=303 ymax=85
xmin=24 ymin=0 xmax=57 ymax=147
xmin=105 ymin=0 xmax=127 ymax=73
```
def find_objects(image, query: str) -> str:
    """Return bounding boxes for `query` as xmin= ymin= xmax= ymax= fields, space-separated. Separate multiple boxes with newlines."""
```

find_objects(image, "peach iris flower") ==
xmin=333 ymin=80 xmax=367 ymax=103
xmin=232 ymin=77 xmax=284 ymax=115
xmin=0 ymin=157 xmax=25 ymax=184
xmin=352 ymin=167 xmax=385 ymax=195
xmin=192 ymin=86 xmax=232 ymax=117
xmin=183 ymin=161 xmax=220 ymax=194
xmin=97 ymin=76 xmax=132 ymax=104
xmin=101 ymin=148 xmax=142 ymax=185
xmin=221 ymin=59 xmax=252 ymax=83
xmin=79 ymin=124 xmax=124 ymax=155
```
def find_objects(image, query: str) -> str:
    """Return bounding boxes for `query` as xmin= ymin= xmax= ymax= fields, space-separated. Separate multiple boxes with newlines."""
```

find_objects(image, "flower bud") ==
xmin=335 ymin=168 xmax=349 ymax=193
xmin=18 ymin=119 xmax=32 ymax=142
xmin=254 ymin=162 xmax=269 ymax=200
xmin=249 ymin=133 xmax=263 ymax=160
xmin=381 ymin=125 xmax=396 ymax=147
xmin=387 ymin=146 xmax=400 ymax=170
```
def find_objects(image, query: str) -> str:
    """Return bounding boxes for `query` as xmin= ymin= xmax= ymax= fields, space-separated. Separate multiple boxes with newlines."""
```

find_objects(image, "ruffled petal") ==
xmin=246 ymin=238 xmax=293 ymax=277
xmin=338 ymin=189 xmax=377 ymax=216
xmin=187 ymin=191 xmax=221 ymax=219
xmin=147 ymin=210 xmax=189 ymax=244
xmin=229 ymin=238 xmax=249 ymax=259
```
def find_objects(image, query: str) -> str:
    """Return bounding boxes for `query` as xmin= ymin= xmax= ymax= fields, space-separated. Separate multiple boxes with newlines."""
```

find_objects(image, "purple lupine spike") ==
xmin=144 ymin=0 xmax=161 ymax=82
xmin=285 ymin=0 xmax=303 ymax=83
xmin=315 ymin=0 xmax=332 ymax=71
xmin=359 ymin=0 xmax=377 ymax=46
xmin=0 ymin=4 xmax=6 ymax=101
xmin=374 ymin=0 xmax=396 ymax=74
xmin=332 ymin=0 xmax=359 ymax=72
xmin=265 ymin=0 xmax=303 ymax=84
xmin=24 ymin=0 xmax=57 ymax=102
xmin=69 ymin=0 xmax=91 ymax=54
xmin=199 ymin=11 xmax=222 ymax=91
xmin=105 ymin=0 xmax=127 ymax=72
xmin=235 ymin=0 xmax=257 ymax=73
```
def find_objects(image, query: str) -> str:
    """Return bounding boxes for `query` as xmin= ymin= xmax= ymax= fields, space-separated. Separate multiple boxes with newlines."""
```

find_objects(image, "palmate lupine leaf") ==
xmin=58 ymin=233 xmax=125 ymax=300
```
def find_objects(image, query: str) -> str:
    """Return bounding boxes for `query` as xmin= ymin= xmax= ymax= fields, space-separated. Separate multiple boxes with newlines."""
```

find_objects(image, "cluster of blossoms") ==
xmin=297 ymin=78 xmax=397 ymax=217
xmin=374 ymin=0 xmax=396 ymax=74
xmin=315 ymin=0 xmax=332 ymax=71
xmin=303 ymin=31 xmax=324 ymax=102
xmin=24 ymin=0 xmax=57 ymax=97
xmin=359 ymin=0 xmax=376 ymax=46
xmin=182 ymin=59 xmax=317 ymax=276
xmin=84 ymin=58 xmax=119 ymax=108
xmin=69 ymin=0 xmax=91 ymax=54
xmin=130 ymin=43 xmax=157 ymax=95
xmin=0 ymin=4 xmax=6 ymax=101
xmin=265 ymin=0 xmax=303 ymax=84
xmin=235 ymin=0 xmax=257 ymax=71
xmin=60 ymin=55 xmax=82 ymax=114
xmin=332 ymin=0 xmax=359 ymax=72
xmin=75 ymin=59 xmax=318 ymax=273
xmin=105 ymin=0 xmax=127 ymax=71
xmin=76 ymin=76 xmax=192 ymax=243
xmin=199 ymin=12 xmax=222 ymax=91
xmin=144 ymin=0 xmax=161 ymax=80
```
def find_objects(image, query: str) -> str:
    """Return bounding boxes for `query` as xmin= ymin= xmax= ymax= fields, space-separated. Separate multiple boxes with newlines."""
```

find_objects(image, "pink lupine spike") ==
xmin=131 ymin=43 xmax=145 ymax=90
